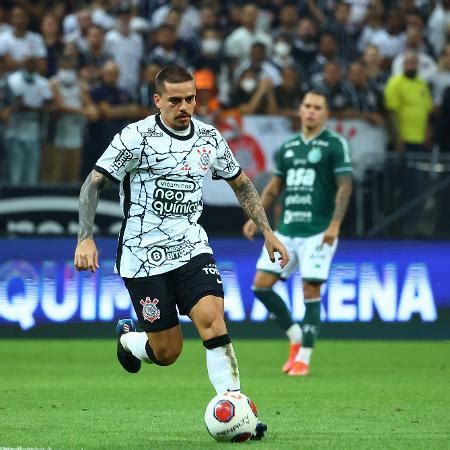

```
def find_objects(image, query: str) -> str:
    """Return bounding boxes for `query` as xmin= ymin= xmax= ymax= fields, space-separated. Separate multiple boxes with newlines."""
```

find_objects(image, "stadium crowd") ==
xmin=0 ymin=0 xmax=449 ymax=186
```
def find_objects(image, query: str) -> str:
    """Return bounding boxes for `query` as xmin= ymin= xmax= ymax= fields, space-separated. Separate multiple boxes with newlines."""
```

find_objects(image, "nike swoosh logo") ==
xmin=216 ymin=278 xmax=223 ymax=284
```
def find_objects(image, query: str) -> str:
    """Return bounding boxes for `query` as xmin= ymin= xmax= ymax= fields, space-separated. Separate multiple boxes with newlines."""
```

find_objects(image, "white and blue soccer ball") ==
xmin=204 ymin=391 xmax=258 ymax=442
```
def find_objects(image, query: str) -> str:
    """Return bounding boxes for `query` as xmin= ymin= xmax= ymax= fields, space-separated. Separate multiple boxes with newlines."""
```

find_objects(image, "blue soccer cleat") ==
xmin=116 ymin=319 xmax=141 ymax=373
xmin=251 ymin=421 xmax=268 ymax=440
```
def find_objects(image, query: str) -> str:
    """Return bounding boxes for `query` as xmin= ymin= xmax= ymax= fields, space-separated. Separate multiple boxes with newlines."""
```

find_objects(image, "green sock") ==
xmin=302 ymin=300 xmax=321 ymax=348
xmin=253 ymin=287 xmax=294 ymax=331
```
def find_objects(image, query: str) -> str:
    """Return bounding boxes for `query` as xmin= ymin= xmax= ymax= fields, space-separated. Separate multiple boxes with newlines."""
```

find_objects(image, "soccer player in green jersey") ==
xmin=243 ymin=90 xmax=353 ymax=376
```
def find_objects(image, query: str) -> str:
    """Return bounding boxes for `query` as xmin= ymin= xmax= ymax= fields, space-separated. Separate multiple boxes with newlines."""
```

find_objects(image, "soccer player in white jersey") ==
xmin=74 ymin=65 xmax=289 ymax=440
xmin=243 ymin=91 xmax=353 ymax=376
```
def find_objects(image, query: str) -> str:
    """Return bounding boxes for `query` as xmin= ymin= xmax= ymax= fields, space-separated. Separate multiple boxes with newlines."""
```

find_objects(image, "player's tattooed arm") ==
xmin=332 ymin=174 xmax=353 ymax=224
xmin=227 ymin=171 xmax=272 ymax=235
xmin=78 ymin=169 xmax=111 ymax=242
xmin=322 ymin=174 xmax=353 ymax=246
xmin=230 ymin=171 xmax=290 ymax=267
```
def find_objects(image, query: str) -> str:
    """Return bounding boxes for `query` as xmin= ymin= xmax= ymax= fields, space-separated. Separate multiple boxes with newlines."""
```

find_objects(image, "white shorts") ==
xmin=256 ymin=231 xmax=337 ymax=282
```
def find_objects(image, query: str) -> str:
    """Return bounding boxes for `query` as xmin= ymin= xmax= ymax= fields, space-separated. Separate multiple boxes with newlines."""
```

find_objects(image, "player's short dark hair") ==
xmin=302 ymin=90 xmax=329 ymax=108
xmin=155 ymin=65 xmax=194 ymax=94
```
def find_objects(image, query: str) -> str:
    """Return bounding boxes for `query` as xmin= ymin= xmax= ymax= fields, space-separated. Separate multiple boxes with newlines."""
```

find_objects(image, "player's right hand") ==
xmin=74 ymin=238 xmax=99 ymax=272
xmin=243 ymin=219 xmax=258 ymax=240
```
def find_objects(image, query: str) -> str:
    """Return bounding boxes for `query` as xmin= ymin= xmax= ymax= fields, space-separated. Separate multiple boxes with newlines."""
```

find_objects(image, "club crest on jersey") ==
xmin=140 ymin=297 xmax=160 ymax=323
xmin=197 ymin=147 xmax=211 ymax=171
xmin=307 ymin=147 xmax=322 ymax=164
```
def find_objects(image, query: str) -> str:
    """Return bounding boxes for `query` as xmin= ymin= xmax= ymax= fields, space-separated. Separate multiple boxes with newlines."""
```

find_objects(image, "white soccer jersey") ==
xmin=95 ymin=114 xmax=241 ymax=278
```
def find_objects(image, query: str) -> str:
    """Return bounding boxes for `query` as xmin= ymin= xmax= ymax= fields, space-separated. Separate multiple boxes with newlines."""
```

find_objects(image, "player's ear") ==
xmin=153 ymin=93 xmax=161 ymax=108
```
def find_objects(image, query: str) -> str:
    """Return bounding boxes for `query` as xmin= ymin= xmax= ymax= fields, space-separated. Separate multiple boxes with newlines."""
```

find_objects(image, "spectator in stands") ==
xmin=292 ymin=18 xmax=319 ymax=79
xmin=344 ymin=61 xmax=384 ymax=125
xmin=274 ymin=66 xmax=305 ymax=127
xmin=195 ymin=27 xmax=223 ymax=74
xmin=272 ymin=4 xmax=300 ymax=41
xmin=384 ymin=51 xmax=433 ymax=152
xmin=271 ymin=34 xmax=301 ymax=74
xmin=223 ymin=4 xmax=272 ymax=63
xmin=429 ymin=44 xmax=450 ymax=107
xmin=2 ymin=5 xmax=47 ymax=75
xmin=79 ymin=25 xmax=112 ymax=88
xmin=391 ymin=25 xmax=437 ymax=81
xmin=40 ymin=13 xmax=63 ymax=78
xmin=229 ymin=68 xmax=278 ymax=115
xmin=365 ymin=8 xmax=406 ymax=62
xmin=152 ymin=0 xmax=200 ymax=40
xmin=309 ymin=32 xmax=346 ymax=77
xmin=64 ymin=10 xmax=92 ymax=53
xmin=357 ymin=0 xmax=386 ymax=53
xmin=325 ymin=1 xmax=360 ymax=63
xmin=310 ymin=61 xmax=352 ymax=116
xmin=105 ymin=4 xmax=143 ymax=98
xmin=198 ymin=5 xmax=221 ymax=33
xmin=136 ymin=62 xmax=161 ymax=117
xmin=193 ymin=68 xmax=221 ymax=122
xmin=0 ymin=5 xmax=12 ymax=35
xmin=82 ymin=61 xmax=140 ymax=177
xmin=5 ymin=56 xmax=53 ymax=185
xmin=427 ymin=0 xmax=450 ymax=57
xmin=85 ymin=0 xmax=116 ymax=31
xmin=49 ymin=55 xmax=97 ymax=184
xmin=234 ymin=42 xmax=281 ymax=87
xmin=145 ymin=24 xmax=188 ymax=70
xmin=362 ymin=44 xmax=389 ymax=96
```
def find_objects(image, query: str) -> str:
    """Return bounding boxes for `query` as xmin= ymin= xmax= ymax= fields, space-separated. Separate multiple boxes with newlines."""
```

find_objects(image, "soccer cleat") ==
xmin=250 ymin=421 xmax=267 ymax=441
xmin=282 ymin=343 xmax=301 ymax=373
xmin=288 ymin=361 xmax=310 ymax=376
xmin=116 ymin=318 xmax=141 ymax=373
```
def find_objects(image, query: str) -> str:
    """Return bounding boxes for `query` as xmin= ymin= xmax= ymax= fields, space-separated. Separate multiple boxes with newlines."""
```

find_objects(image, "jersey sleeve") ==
xmin=94 ymin=125 xmax=140 ymax=183
xmin=210 ymin=130 xmax=241 ymax=180
xmin=332 ymin=135 xmax=353 ymax=176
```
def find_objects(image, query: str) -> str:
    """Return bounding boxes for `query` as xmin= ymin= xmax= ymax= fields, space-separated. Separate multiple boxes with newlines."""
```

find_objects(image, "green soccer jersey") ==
xmin=274 ymin=128 xmax=352 ymax=237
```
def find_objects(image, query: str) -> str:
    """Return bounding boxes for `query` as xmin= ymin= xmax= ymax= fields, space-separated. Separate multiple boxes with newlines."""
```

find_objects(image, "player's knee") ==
xmin=253 ymin=272 xmax=277 ymax=289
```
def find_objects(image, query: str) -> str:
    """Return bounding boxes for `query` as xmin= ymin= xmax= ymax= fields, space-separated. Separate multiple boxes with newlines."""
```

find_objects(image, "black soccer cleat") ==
xmin=116 ymin=318 xmax=141 ymax=373
xmin=251 ymin=421 xmax=268 ymax=440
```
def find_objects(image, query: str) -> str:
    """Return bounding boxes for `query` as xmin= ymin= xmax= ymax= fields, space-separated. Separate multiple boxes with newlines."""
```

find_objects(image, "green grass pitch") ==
xmin=1 ymin=339 xmax=449 ymax=449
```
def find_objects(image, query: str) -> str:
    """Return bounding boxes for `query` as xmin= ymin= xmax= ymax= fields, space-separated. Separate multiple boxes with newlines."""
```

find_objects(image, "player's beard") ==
xmin=174 ymin=114 xmax=191 ymax=130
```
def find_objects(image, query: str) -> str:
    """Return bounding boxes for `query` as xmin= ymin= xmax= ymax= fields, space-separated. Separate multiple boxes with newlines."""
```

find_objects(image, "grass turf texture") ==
xmin=0 ymin=340 xmax=449 ymax=449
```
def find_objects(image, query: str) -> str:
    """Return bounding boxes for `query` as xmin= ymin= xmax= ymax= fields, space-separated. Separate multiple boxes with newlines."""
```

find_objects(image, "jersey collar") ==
xmin=299 ymin=128 xmax=326 ymax=145
xmin=155 ymin=113 xmax=195 ymax=141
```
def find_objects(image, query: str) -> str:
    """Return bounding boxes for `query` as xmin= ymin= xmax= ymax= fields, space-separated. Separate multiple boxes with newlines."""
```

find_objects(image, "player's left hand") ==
xmin=322 ymin=221 xmax=340 ymax=246
xmin=264 ymin=232 xmax=290 ymax=269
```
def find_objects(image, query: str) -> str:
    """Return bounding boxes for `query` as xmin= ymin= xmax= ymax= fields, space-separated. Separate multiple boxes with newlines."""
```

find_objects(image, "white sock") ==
xmin=120 ymin=332 xmax=152 ymax=363
xmin=206 ymin=344 xmax=240 ymax=394
xmin=286 ymin=323 xmax=302 ymax=344
xmin=295 ymin=347 xmax=312 ymax=364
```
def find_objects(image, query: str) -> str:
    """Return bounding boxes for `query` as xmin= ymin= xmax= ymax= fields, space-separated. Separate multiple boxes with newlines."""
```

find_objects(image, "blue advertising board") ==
xmin=0 ymin=238 xmax=449 ymax=337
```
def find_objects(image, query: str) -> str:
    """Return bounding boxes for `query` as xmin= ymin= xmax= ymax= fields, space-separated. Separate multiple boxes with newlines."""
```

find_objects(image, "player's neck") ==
xmin=301 ymin=127 xmax=324 ymax=142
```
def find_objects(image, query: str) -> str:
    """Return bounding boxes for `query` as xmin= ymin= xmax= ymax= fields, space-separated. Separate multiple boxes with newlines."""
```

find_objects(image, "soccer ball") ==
xmin=204 ymin=391 xmax=258 ymax=442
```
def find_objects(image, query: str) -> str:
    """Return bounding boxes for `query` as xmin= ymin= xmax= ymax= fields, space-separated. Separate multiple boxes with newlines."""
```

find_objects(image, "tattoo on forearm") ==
xmin=234 ymin=177 xmax=272 ymax=234
xmin=78 ymin=170 xmax=109 ymax=242
xmin=332 ymin=178 xmax=352 ymax=224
